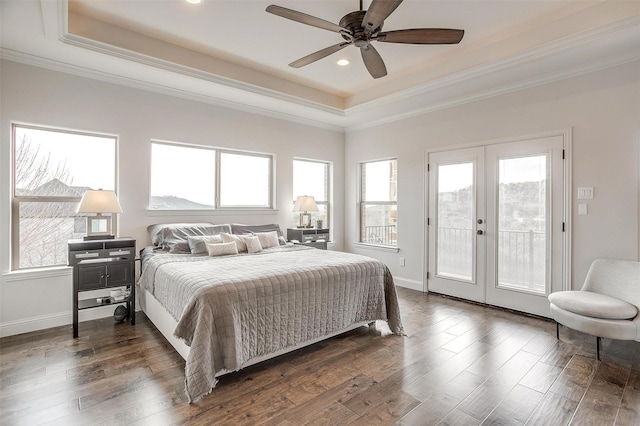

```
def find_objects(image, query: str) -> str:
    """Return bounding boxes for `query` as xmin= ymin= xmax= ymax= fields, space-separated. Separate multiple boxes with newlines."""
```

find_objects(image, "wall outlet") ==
xmin=399 ymin=257 xmax=405 ymax=267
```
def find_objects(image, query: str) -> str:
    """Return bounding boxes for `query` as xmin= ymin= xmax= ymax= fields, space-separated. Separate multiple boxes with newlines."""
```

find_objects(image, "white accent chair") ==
xmin=549 ymin=259 xmax=640 ymax=360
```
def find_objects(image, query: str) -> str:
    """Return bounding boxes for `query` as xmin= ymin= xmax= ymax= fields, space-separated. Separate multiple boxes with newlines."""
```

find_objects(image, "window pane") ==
xmin=150 ymin=143 xmax=215 ymax=209
xmin=293 ymin=160 xmax=327 ymax=202
xmin=14 ymin=127 xmax=115 ymax=196
xmin=497 ymin=155 xmax=547 ymax=293
xmin=293 ymin=159 xmax=329 ymax=229
xmin=220 ymin=153 xmax=270 ymax=207
xmin=360 ymin=158 xmax=397 ymax=246
xmin=18 ymin=201 xmax=87 ymax=268
xmin=362 ymin=159 xmax=397 ymax=202
xmin=436 ymin=163 xmax=474 ymax=281
xmin=361 ymin=204 xmax=397 ymax=246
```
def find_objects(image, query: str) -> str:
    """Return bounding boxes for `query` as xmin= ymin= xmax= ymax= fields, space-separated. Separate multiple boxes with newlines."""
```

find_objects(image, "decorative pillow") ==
xmin=188 ymin=235 xmax=223 ymax=254
xmin=207 ymin=241 xmax=238 ymax=257
xmin=231 ymin=224 xmax=286 ymax=245
xmin=254 ymin=231 xmax=280 ymax=249
xmin=240 ymin=235 xmax=263 ymax=253
xmin=220 ymin=232 xmax=247 ymax=253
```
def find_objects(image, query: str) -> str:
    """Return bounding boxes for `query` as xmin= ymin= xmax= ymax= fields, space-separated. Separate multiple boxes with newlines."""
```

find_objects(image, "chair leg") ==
xmin=596 ymin=336 xmax=601 ymax=361
xmin=556 ymin=322 xmax=559 ymax=340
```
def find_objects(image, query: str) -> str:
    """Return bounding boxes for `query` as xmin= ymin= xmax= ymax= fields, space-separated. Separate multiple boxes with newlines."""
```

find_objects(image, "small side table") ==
xmin=69 ymin=237 xmax=136 ymax=338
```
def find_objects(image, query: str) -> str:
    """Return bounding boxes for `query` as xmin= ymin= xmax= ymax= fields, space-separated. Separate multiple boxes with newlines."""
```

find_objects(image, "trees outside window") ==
xmin=12 ymin=125 xmax=117 ymax=270
xmin=360 ymin=159 xmax=397 ymax=246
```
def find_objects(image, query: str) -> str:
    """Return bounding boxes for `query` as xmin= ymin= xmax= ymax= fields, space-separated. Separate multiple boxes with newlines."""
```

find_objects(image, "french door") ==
xmin=427 ymin=136 xmax=566 ymax=317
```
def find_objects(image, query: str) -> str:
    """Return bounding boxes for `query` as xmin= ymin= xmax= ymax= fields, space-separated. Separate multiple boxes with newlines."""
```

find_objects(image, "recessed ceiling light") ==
xmin=185 ymin=0 xmax=202 ymax=4
xmin=337 ymin=59 xmax=349 ymax=66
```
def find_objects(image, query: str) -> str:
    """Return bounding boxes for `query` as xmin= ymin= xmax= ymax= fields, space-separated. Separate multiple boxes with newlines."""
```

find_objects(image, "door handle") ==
xmin=477 ymin=230 xmax=484 ymax=235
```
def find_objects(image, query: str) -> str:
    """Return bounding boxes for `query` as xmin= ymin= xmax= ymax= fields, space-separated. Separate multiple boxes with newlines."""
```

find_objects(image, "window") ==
xmin=360 ymin=159 xmax=397 ymax=246
xmin=11 ymin=124 xmax=117 ymax=270
xmin=150 ymin=141 xmax=273 ymax=210
xmin=150 ymin=142 xmax=216 ymax=209
xmin=220 ymin=152 xmax=271 ymax=207
xmin=292 ymin=159 xmax=331 ymax=229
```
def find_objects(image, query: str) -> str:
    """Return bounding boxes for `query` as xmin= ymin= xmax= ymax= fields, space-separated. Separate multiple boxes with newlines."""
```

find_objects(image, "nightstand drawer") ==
xmin=70 ymin=249 xmax=104 ymax=263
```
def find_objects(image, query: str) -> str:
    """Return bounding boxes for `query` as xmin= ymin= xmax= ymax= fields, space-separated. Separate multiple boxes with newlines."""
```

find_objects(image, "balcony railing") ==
xmin=437 ymin=226 xmax=546 ymax=292
xmin=363 ymin=225 xmax=396 ymax=246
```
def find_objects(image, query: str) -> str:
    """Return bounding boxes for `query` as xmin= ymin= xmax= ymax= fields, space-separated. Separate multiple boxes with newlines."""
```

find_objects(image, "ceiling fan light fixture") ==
xmin=337 ymin=59 xmax=350 ymax=66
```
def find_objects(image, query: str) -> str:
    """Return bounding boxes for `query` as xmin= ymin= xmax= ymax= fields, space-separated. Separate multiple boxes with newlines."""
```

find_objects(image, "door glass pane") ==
xmin=437 ymin=163 xmax=474 ymax=281
xmin=497 ymin=155 xmax=547 ymax=293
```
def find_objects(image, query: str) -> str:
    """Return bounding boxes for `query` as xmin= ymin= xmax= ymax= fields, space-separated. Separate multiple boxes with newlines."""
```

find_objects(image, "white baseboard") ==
xmin=393 ymin=277 xmax=424 ymax=292
xmin=0 ymin=311 xmax=71 ymax=338
xmin=0 ymin=305 xmax=141 ymax=338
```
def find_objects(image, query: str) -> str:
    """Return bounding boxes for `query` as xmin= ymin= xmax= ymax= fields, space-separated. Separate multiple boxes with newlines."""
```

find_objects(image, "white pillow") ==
xmin=240 ymin=235 xmax=263 ymax=253
xmin=220 ymin=232 xmax=247 ymax=253
xmin=188 ymin=235 xmax=223 ymax=254
xmin=254 ymin=231 xmax=280 ymax=249
xmin=207 ymin=241 xmax=238 ymax=257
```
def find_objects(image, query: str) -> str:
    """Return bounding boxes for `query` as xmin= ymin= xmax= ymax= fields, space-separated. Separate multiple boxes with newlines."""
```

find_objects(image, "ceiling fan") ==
xmin=266 ymin=0 xmax=464 ymax=79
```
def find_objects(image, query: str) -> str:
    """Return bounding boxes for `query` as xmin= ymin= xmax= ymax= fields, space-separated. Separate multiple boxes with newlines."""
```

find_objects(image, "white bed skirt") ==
xmin=137 ymin=285 xmax=371 ymax=375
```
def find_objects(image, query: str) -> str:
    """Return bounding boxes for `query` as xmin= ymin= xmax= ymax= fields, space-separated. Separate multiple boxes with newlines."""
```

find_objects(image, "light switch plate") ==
xmin=578 ymin=204 xmax=588 ymax=215
xmin=577 ymin=187 xmax=594 ymax=199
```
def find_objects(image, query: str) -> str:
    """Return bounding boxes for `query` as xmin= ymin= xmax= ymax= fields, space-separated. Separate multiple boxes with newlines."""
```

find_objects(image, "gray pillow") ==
xmin=147 ymin=223 xmax=232 ymax=253
xmin=187 ymin=235 xmax=223 ymax=254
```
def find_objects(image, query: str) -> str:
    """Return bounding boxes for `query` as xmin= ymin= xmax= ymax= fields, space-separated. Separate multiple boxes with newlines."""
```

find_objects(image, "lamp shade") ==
xmin=293 ymin=195 xmax=318 ymax=212
xmin=77 ymin=189 xmax=123 ymax=214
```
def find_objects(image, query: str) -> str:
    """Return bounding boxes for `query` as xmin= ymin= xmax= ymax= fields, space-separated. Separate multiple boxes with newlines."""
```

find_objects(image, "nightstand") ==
xmin=287 ymin=228 xmax=329 ymax=250
xmin=69 ymin=237 xmax=136 ymax=338
xmin=293 ymin=240 xmax=328 ymax=250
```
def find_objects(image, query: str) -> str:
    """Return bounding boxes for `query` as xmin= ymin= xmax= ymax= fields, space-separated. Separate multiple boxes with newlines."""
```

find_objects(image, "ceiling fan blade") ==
xmin=289 ymin=42 xmax=351 ymax=68
xmin=266 ymin=5 xmax=349 ymax=34
xmin=362 ymin=0 xmax=403 ymax=35
xmin=360 ymin=44 xmax=387 ymax=79
xmin=376 ymin=28 xmax=464 ymax=44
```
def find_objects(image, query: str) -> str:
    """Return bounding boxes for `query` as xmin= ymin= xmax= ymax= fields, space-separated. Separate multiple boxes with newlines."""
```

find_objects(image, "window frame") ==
xmin=149 ymin=140 xmax=275 ymax=211
xmin=358 ymin=158 xmax=398 ymax=247
xmin=292 ymin=158 xmax=331 ymax=231
xmin=11 ymin=123 xmax=119 ymax=271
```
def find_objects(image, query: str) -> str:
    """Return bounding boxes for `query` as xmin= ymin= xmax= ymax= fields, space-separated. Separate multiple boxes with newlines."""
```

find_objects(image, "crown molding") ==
xmin=0 ymin=48 xmax=346 ymax=132
xmin=345 ymin=14 xmax=640 ymax=127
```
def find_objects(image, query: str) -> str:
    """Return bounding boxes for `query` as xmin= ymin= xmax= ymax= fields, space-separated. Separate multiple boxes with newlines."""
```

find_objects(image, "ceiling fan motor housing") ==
xmin=340 ymin=10 xmax=382 ymax=45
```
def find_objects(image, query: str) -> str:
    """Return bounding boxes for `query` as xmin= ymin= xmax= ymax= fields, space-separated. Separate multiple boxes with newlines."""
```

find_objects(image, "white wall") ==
xmin=345 ymin=61 xmax=640 ymax=292
xmin=0 ymin=60 xmax=345 ymax=337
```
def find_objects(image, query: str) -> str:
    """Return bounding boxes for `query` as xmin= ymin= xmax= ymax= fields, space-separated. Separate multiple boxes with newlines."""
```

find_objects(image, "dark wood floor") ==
xmin=1 ymin=288 xmax=639 ymax=425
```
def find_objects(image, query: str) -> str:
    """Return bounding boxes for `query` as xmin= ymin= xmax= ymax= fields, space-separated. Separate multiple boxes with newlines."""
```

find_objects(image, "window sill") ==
xmin=353 ymin=242 xmax=400 ymax=253
xmin=3 ymin=266 xmax=72 ymax=282
xmin=146 ymin=209 xmax=279 ymax=217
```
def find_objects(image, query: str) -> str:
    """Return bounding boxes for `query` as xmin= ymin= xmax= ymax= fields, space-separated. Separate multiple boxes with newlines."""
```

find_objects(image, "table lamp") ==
xmin=293 ymin=195 xmax=318 ymax=228
xmin=77 ymin=189 xmax=122 ymax=240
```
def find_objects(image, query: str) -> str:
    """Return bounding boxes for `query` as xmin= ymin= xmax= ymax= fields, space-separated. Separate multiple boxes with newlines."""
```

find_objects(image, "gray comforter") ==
xmin=138 ymin=245 xmax=404 ymax=402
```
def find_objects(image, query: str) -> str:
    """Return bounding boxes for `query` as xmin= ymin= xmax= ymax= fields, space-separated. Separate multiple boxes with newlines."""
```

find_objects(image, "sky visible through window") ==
xmin=15 ymin=127 xmax=115 ymax=191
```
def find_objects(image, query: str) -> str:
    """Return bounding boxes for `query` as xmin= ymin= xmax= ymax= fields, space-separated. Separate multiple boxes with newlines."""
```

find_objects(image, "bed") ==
xmin=137 ymin=223 xmax=404 ymax=402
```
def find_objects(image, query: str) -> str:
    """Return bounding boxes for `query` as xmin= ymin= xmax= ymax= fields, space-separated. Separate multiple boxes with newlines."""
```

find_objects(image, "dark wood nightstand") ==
xmin=287 ymin=228 xmax=329 ymax=250
xmin=69 ymin=237 xmax=136 ymax=338
xmin=293 ymin=240 xmax=328 ymax=250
